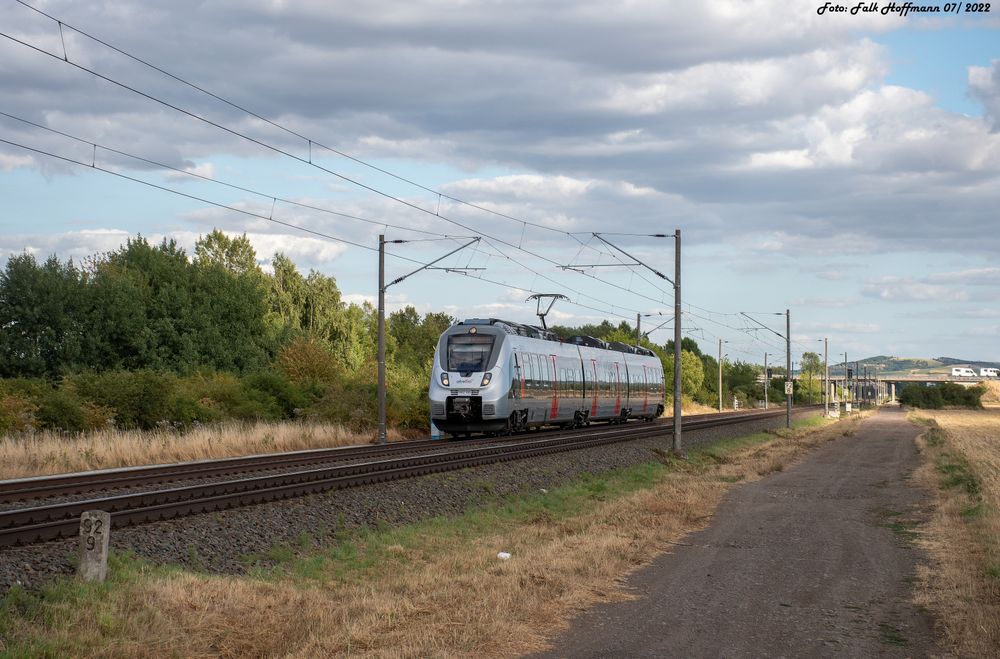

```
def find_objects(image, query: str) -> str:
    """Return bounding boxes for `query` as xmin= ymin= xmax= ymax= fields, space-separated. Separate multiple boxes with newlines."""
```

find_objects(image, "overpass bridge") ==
xmin=792 ymin=373 xmax=994 ymax=404
xmin=824 ymin=374 xmax=992 ymax=384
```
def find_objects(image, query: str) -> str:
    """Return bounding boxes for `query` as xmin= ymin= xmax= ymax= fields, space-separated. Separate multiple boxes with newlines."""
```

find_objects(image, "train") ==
xmin=429 ymin=318 xmax=666 ymax=436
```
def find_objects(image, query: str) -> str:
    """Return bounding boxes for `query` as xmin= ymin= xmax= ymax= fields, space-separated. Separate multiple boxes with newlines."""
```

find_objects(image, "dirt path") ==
xmin=535 ymin=407 xmax=939 ymax=658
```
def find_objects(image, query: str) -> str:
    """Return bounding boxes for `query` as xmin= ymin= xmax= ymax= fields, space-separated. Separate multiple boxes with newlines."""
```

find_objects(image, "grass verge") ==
xmin=0 ymin=421 xmax=415 ymax=480
xmin=0 ymin=414 xmax=851 ymax=658
xmin=910 ymin=408 xmax=1000 ymax=657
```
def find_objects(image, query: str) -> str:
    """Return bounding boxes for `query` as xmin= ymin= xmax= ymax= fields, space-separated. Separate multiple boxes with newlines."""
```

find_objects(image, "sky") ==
xmin=1 ymin=0 xmax=999 ymax=365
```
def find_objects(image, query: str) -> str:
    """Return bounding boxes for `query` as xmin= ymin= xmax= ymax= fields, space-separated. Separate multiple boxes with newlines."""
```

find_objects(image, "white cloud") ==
xmin=0 ymin=229 xmax=132 ymax=264
xmin=924 ymin=267 xmax=1000 ymax=285
xmin=165 ymin=162 xmax=216 ymax=181
xmin=969 ymin=60 xmax=1000 ymax=130
xmin=342 ymin=293 xmax=374 ymax=307
xmin=961 ymin=324 xmax=1000 ymax=337
xmin=789 ymin=296 xmax=857 ymax=309
xmin=0 ymin=228 xmax=347 ymax=271
xmin=861 ymin=276 xmax=970 ymax=302
xmin=601 ymin=41 xmax=886 ymax=117
xmin=796 ymin=320 xmax=880 ymax=334
xmin=0 ymin=153 xmax=35 ymax=171
xmin=342 ymin=291 xmax=414 ymax=312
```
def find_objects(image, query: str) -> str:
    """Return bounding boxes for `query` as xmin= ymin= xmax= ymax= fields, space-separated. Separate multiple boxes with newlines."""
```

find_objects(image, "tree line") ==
xmin=1 ymin=230 xmax=814 ymax=435
xmin=0 ymin=231 xmax=450 ymax=433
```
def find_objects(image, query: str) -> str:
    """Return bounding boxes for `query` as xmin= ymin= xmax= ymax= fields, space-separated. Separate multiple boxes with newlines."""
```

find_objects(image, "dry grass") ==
xmin=0 ymin=421 xmax=411 ymax=480
xmin=981 ymin=380 xmax=1000 ymax=405
xmin=0 ymin=415 xmax=856 ymax=658
xmin=660 ymin=397 xmax=722 ymax=416
xmin=0 ymin=400 xmax=748 ymax=480
xmin=911 ymin=408 xmax=1000 ymax=657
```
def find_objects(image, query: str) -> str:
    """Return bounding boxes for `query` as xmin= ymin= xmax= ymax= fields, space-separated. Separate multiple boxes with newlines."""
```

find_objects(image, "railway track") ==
xmin=0 ymin=407 xmax=818 ymax=548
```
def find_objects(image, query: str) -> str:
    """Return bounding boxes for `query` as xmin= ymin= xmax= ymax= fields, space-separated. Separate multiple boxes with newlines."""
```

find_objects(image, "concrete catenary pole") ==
xmin=855 ymin=361 xmax=860 ymax=406
xmin=785 ymin=309 xmax=791 ymax=428
xmin=824 ymin=337 xmax=829 ymax=417
xmin=764 ymin=352 xmax=768 ymax=410
xmin=377 ymin=234 xmax=387 ymax=444
xmin=672 ymin=229 xmax=682 ymax=453
xmin=718 ymin=338 xmax=724 ymax=412
xmin=843 ymin=352 xmax=848 ymax=406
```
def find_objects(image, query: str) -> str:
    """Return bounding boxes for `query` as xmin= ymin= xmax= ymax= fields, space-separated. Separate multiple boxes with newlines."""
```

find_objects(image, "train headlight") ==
xmin=480 ymin=372 xmax=492 ymax=386
xmin=440 ymin=372 xmax=450 ymax=386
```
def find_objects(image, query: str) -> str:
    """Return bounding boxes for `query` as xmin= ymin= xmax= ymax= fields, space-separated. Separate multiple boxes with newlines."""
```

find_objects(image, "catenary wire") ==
xmin=4 ymin=4 xmax=806 ymax=340
xmin=0 ymin=136 xmax=644 ymax=322
xmin=0 ymin=110 xmax=473 ymax=241
xmin=0 ymin=17 xmax=676 ymax=311
xmin=10 ymin=0 xmax=603 ymax=249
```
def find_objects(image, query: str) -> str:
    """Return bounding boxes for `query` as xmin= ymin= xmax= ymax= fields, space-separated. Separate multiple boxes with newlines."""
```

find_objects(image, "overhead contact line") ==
xmin=1 ymin=9 xmax=680 ymax=314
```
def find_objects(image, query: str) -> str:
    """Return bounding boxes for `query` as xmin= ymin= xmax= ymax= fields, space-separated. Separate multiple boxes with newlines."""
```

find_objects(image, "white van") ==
xmin=980 ymin=367 xmax=999 ymax=378
xmin=951 ymin=367 xmax=977 ymax=377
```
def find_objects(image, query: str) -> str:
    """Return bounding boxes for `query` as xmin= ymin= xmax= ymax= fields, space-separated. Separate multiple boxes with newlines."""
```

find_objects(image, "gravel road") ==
xmin=0 ymin=411 xmax=816 ymax=595
xmin=535 ymin=406 xmax=939 ymax=658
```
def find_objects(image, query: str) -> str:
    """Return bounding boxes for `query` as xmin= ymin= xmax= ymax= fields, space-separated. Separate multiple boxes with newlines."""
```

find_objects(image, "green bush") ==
xmin=71 ymin=370 xmax=177 ymax=429
xmin=0 ymin=393 xmax=37 ymax=434
xmin=166 ymin=390 xmax=223 ymax=426
xmin=227 ymin=386 xmax=284 ymax=421
xmin=0 ymin=377 xmax=50 ymax=401
xmin=386 ymin=365 xmax=431 ymax=430
xmin=35 ymin=387 xmax=88 ymax=432
xmin=309 ymin=375 xmax=377 ymax=431
xmin=900 ymin=382 xmax=984 ymax=409
xmin=276 ymin=337 xmax=341 ymax=385
xmin=242 ymin=370 xmax=313 ymax=417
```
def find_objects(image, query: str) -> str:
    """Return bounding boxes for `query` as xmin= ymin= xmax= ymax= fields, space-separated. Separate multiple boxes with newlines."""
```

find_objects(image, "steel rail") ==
xmin=0 ymin=439 xmax=446 ymax=504
xmin=0 ymin=406 xmax=818 ymax=547
xmin=0 ymin=409 xmax=775 ymax=504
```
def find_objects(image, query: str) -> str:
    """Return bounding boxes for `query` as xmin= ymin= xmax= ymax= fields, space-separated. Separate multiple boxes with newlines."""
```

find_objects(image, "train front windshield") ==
xmin=447 ymin=334 xmax=494 ymax=372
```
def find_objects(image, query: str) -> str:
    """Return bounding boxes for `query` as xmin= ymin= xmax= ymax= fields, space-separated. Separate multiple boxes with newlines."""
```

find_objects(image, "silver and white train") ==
xmin=429 ymin=318 xmax=666 ymax=436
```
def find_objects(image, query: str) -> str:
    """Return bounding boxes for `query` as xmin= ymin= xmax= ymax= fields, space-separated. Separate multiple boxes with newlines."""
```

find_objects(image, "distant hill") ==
xmin=825 ymin=356 xmax=1000 ymax=376
xmin=933 ymin=357 xmax=1000 ymax=369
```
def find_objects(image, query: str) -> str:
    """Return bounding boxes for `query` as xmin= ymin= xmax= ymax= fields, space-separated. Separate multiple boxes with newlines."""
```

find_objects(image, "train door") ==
xmin=641 ymin=364 xmax=649 ymax=416
xmin=526 ymin=353 xmax=536 ymax=400
xmin=549 ymin=355 xmax=559 ymax=420
xmin=589 ymin=359 xmax=599 ymax=419
xmin=511 ymin=352 xmax=523 ymax=400
xmin=613 ymin=362 xmax=622 ymax=416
